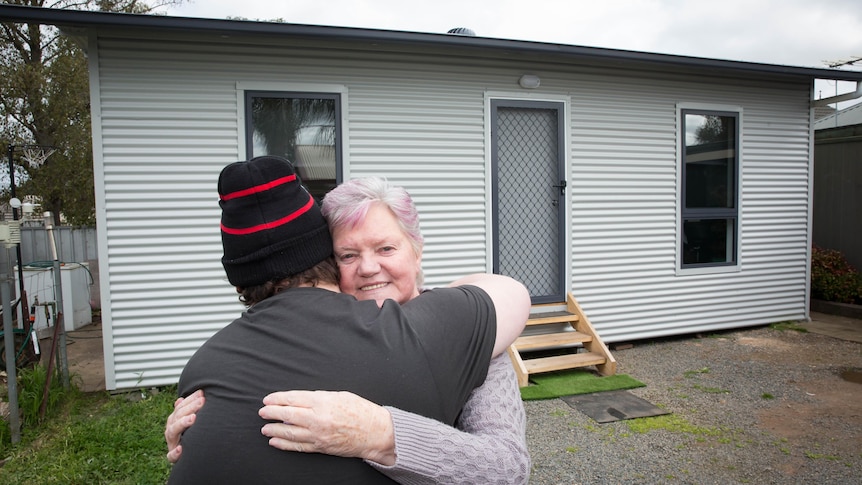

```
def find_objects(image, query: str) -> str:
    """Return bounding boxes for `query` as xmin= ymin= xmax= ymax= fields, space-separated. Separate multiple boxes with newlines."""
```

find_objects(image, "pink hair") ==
xmin=321 ymin=177 xmax=424 ymax=257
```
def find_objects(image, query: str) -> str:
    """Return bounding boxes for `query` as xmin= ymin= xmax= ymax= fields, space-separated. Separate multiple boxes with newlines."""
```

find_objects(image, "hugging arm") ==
xmin=169 ymin=362 xmax=530 ymax=484
xmin=368 ymin=354 xmax=530 ymax=484
xmin=165 ymin=390 xmax=204 ymax=463
xmin=258 ymin=355 xmax=529 ymax=484
xmin=445 ymin=273 xmax=530 ymax=357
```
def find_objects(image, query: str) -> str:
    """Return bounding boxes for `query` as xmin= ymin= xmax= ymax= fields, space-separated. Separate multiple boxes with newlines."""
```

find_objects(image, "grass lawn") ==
xmin=1 ymin=367 xmax=174 ymax=485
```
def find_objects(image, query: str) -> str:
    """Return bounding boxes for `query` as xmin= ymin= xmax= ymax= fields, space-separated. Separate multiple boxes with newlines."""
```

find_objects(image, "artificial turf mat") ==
xmin=519 ymin=369 xmax=645 ymax=401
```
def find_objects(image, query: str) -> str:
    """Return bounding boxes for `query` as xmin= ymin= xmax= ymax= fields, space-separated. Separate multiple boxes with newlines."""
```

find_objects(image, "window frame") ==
xmin=677 ymin=104 xmax=742 ymax=274
xmin=241 ymin=88 xmax=344 ymax=201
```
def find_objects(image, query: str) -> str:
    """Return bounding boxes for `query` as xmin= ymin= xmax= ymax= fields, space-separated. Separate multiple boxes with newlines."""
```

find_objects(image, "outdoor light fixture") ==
xmin=519 ymin=74 xmax=541 ymax=89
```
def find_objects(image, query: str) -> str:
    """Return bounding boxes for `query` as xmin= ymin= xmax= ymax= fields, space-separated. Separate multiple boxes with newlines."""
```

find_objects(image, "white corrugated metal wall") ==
xmin=91 ymin=32 xmax=812 ymax=389
xmin=567 ymin=77 xmax=811 ymax=341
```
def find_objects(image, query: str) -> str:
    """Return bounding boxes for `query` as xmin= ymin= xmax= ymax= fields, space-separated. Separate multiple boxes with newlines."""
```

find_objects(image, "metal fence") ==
xmin=0 ymin=226 xmax=97 ymax=274
xmin=0 ymin=226 xmax=99 ymax=307
xmin=813 ymin=124 xmax=862 ymax=270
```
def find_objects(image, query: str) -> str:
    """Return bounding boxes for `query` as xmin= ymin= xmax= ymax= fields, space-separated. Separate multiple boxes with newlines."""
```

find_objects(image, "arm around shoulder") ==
xmin=448 ymin=274 xmax=531 ymax=357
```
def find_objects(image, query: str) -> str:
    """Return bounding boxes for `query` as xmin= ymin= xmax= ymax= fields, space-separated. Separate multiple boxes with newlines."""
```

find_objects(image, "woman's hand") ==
xmin=259 ymin=390 xmax=397 ymax=466
xmin=165 ymin=389 xmax=205 ymax=463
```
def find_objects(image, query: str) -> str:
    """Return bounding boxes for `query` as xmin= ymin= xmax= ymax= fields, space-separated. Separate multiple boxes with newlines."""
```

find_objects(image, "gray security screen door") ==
xmin=491 ymin=100 xmax=566 ymax=304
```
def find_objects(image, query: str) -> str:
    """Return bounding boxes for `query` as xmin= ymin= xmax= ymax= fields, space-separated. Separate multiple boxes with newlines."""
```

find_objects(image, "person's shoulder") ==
xmin=404 ymin=285 xmax=492 ymax=311
xmin=416 ymin=285 xmax=489 ymax=299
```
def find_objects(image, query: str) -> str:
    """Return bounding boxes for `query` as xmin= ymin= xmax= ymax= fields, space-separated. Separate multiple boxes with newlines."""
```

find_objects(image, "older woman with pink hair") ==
xmin=167 ymin=177 xmax=530 ymax=484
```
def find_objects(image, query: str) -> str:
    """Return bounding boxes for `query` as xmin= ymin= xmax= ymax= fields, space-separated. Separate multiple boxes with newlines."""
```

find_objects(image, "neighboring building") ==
xmin=813 ymin=103 xmax=862 ymax=271
xmin=3 ymin=5 xmax=862 ymax=390
xmin=814 ymin=101 xmax=862 ymax=130
xmin=813 ymin=105 xmax=837 ymax=121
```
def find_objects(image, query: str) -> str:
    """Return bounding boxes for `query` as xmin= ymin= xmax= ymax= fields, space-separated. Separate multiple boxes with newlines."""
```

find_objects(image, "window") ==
xmin=680 ymin=109 xmax=739 ymax=268
xmin=245 ymin=91 xmax=341 ymax=201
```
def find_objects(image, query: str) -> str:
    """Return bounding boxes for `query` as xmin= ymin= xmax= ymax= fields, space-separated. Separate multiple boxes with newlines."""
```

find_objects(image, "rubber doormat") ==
xmin=560 ymin=390 xmax=670 ymax=423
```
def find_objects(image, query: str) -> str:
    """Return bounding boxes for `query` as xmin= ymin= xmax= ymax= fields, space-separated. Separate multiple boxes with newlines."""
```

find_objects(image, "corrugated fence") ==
xmin=0 ymin=226 xmax=99 ymax=306
xmin=813 ymin=125 xmax=862 ymax=271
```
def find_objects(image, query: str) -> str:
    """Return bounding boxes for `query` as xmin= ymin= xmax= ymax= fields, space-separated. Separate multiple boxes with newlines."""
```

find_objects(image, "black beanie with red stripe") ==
xmin=218 ymin=156 xmax=333 ymax=288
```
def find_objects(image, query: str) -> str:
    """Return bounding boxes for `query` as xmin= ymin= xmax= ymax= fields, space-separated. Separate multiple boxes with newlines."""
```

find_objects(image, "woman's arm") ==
xmin=165 ymin=389 xmax=204 ymax=463
xmin=259 ymin=389 xmax=397 ymax=465
xmin=170 ymin=356 xmax=529 ymax=483
xmin=258 ymin=354 xmax=530 ymax=485
xmin=368 ymin=354 xmax=530 ymax=485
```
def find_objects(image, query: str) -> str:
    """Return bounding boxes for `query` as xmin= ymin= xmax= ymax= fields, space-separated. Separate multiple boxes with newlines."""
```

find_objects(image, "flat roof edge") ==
xmin=3 ymin=4 xmax=862 ymax=82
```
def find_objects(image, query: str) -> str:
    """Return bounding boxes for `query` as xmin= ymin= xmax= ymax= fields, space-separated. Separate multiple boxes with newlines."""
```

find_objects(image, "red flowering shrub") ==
xmin=811 ymin=246 xmax=862 ymax=304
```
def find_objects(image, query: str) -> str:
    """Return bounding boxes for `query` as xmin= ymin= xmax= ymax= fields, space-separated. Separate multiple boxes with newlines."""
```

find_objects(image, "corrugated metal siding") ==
xmin=93 ymin=34 xmax=813 ymax=389
xmin=568 ymin=80 xmax=811 ymax=341
xmin=347 ymin=84 xmax=490 ymax=284
xmin=96 ymin=39 xmax=249 ymax=389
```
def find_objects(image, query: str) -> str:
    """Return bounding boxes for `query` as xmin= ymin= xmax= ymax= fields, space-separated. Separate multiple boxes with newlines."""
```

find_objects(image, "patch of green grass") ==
xmin=769 ymin=321 xmax=808 ymax=332
xmin=761 ymin=393 xmax=775 ymax=400
xmin=805 ymin=451 xmax=839 ymax=460
xmin=577 ymin=422 xmax=630 ymax=443
xmin=0 ymin=386 xmax=175 ymax=484
xmin=565 ymin=446 xmax=579 ymax=453
xmin=1 ymin=364 xmax=81 ymax=454
xmin=684 ymin=367 xmax=710 ymax=378
xmin=772 ymin=438 xmax=791 ymax=455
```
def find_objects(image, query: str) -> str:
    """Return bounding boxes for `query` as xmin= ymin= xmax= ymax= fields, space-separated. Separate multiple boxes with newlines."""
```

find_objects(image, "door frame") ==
xmin=484 ymin=92 xmax=571 ymax=304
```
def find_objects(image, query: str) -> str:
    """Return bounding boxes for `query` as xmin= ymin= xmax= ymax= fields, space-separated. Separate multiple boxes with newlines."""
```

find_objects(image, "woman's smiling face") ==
xmin=332 ymin=203 xmax=422 ymax=306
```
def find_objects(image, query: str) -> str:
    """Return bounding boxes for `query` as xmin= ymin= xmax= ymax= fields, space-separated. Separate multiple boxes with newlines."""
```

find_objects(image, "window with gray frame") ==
xmin=245 ymin=91 xmax=341 ymax=201
xmin=681 ymin=109 xmax=739 ymax=267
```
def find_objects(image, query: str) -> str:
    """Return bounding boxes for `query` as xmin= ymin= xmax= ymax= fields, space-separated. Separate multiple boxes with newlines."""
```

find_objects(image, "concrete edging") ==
xmin=811 ymin=299 xmax=862 ymax=320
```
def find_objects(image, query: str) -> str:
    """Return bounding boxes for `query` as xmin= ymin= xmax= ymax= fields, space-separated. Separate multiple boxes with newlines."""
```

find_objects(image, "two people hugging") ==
xmin=165 ymin=156 xmax=532 ymax=484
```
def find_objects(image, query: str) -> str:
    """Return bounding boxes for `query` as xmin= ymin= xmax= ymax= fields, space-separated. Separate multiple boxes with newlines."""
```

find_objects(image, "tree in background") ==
xmin=0 ymin=0 xmax=184 ymax=226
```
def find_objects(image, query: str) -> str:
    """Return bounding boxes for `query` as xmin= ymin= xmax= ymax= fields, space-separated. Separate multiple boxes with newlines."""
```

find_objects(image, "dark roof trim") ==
xmin=3 ymin=4 xmax=862 ymax=82
xmin=815 ymin=123 xmax=862 ymax=142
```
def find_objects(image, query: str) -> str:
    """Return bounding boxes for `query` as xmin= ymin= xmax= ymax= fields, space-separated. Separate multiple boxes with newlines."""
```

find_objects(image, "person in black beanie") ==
xmin=217 ymin=155 xmax=337 ymax=304
xmin=168 ymin=156 xmax=530 ymax=485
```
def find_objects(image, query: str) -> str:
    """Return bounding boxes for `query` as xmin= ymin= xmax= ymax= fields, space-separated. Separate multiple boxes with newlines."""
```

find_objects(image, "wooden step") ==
xmin=526 ymin=311 xmax=579 ymax=326
xmin=522 ymin=351 xmax=607 ymax=374
xmin=513 ymin=331 xmax=592 ymax=351
xmin=508 ymin=293 xmax=616 ymax=387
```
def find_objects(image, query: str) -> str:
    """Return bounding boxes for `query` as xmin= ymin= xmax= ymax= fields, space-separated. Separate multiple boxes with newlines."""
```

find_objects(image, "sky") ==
xmin=159 ymin=0 xmax=862 ymax=106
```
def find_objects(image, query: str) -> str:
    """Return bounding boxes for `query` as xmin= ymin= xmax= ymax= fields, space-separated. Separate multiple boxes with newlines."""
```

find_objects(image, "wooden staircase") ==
xmin=507 ymin=293 xmax=616 ymax=387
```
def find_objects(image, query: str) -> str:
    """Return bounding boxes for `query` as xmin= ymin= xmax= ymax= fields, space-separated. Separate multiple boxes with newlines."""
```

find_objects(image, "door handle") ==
xmin=553 ymin=180 xmax=567 ymax=195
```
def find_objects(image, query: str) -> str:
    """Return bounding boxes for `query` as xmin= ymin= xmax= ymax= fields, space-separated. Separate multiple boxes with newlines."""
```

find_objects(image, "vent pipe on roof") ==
xmin=447 ymin=27 xmax=476 ymax=36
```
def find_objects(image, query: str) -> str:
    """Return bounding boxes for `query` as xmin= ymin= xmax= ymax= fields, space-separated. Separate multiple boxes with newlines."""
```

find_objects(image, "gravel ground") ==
xmin=523 ymin=324 xmax=862 ymax=484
